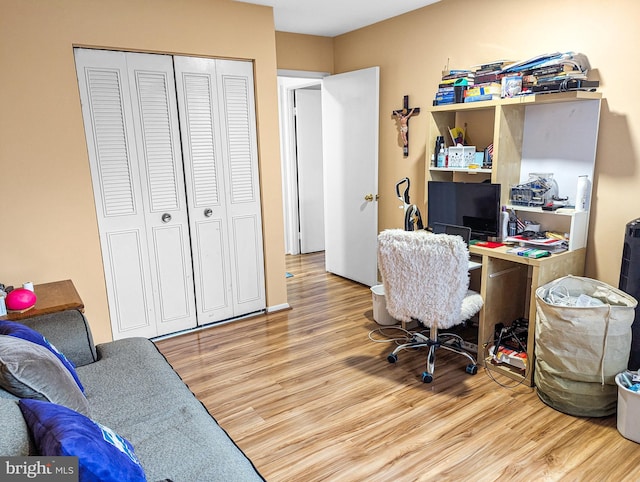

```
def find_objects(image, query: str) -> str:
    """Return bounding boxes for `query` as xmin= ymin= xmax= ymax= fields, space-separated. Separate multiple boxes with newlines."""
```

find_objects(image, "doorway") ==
xmin=278 ymin=67 xmax=380 ymax=287
xmin=278 ymin=71 xmax=327 ymax=256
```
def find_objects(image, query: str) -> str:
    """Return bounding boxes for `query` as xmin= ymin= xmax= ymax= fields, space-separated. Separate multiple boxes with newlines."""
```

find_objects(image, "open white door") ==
xmin=322 ymin=67 xmax=380 ymax=286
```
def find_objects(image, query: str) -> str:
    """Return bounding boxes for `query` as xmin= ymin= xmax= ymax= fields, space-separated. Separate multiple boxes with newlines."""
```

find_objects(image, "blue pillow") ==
xmin=19 ymin=399 xmax=146 ymax=482
xmin=0 ymin=320 xmax=84 ymax=392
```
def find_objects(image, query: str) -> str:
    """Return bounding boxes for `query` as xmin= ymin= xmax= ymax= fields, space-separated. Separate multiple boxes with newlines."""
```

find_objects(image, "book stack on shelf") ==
xmin=473 ymin=59 xmax=512 ymax=84
xmin=464 ymin=59 xmax=511 ymax=103
xmin=501 ymin=52 xmax=598 ymax=94
xmin=434 ymin=69 xmax=474 ymax=105
xmin=432 ymin=52 xmax=598 ymax=106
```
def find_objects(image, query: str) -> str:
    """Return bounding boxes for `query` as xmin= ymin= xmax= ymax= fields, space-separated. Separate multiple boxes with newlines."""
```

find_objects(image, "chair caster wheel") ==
xmin=421 ymin=372 xmax=433 ymax=383
xmin=466 ymin=364 xmax=478 ymax=375
xmin=387 ymin=353 xmax=398 ymax=364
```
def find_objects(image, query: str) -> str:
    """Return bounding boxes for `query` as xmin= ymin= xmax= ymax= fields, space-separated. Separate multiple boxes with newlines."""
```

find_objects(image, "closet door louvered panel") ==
xmin=74 ymin=48 xmax=156 ymax=339
xmin=126 ymin=52 xmax=197 ymax=335
xmin=216 ymin=60 xmax=265 ymax=314
xmin=224 ymin=75 xmax=255 ymax=204
xmin=174 ymin=56 xmax=234 ymax=324
xmin=86 ymin=68 xmax=136 ymax=216
xmin=181 ymin=73 xmax=220 ymax=207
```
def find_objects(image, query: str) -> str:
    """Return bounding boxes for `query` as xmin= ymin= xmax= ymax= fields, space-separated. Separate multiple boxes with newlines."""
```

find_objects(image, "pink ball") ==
xmin=6 ymin=288 xmax=37 ymax=311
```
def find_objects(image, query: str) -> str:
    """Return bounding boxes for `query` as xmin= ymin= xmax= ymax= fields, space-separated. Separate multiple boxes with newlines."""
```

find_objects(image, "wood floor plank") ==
xmin=155 ymin=252 xmax=636 ymax=481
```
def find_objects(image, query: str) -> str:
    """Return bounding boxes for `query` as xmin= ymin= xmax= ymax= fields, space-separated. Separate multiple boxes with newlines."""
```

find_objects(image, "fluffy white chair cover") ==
xmin=377 ymin=229 xmax=483 ymax=329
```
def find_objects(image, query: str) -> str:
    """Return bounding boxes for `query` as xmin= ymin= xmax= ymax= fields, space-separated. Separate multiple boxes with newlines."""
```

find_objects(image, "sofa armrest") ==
xmin=19 ymin=309 xmax=97 ymax=367
xmin=0 ymin=399 xmax=33 ymax=455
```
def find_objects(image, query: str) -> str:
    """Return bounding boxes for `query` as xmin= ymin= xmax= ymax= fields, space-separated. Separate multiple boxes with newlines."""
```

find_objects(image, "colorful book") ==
xmin=464 ymin=94 xmax=500 ymax=103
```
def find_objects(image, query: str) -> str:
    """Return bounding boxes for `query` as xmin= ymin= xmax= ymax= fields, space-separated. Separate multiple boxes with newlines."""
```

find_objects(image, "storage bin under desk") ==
xmin=469 ymin=245 xmax=586 ymax=386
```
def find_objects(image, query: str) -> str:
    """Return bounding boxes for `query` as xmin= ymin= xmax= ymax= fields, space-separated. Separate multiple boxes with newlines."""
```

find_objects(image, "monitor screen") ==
xmin=427 ymin=181 xmax=501 ymax=240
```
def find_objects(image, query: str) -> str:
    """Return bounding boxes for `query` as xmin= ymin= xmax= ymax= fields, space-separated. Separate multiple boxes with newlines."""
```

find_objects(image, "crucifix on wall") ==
xmin=392 ymin=95 xmax=420 ymax=157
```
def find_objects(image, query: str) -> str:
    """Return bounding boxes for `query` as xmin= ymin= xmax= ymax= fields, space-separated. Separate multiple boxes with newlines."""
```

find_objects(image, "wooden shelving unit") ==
xmin=426 ymin=90 xmax=602 ymax=248
xmin=425 ymin=91 xmax=603 ymax=385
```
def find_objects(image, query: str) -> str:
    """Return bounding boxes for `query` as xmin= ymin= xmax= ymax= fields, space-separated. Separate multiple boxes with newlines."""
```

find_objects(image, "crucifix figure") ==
xmin=393 ymin=95 xmax=420 ymax=157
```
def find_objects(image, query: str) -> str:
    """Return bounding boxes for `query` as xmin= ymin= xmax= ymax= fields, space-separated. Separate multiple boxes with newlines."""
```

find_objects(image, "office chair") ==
xmin=377 ymin=229 xmax=483 ymax=383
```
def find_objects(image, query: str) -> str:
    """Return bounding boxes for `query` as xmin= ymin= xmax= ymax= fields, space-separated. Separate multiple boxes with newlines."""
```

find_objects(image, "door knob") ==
xmin=204 ymin=208 xmax=213 ymax=217
xmin=161 ymin=213 xmax=172 ymax=223
xmin=364 ymin=194 xmax=374 ymax=202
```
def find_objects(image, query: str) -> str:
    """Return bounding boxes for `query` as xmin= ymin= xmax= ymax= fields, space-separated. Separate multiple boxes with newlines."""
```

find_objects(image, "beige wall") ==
xmin=275 ymin=32 xmax=334 ymax=73
xmin=0 ymin=0 xmax=287 ymax=343
xmin=2 ymin=0 xmax=638 ymax=342
xmin=327 ymin=0 xmax=640 ymax=288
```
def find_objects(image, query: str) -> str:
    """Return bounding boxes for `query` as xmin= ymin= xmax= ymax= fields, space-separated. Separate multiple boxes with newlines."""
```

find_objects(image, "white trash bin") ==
xmin=616 ymin=373 xmax=640 ymax=443
xmin=370 ymin=285 xmax=398 ymax=326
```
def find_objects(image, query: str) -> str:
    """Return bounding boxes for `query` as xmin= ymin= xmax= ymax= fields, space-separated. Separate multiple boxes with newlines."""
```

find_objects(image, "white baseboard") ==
xmin=267 ymin=303 xmax=291 ymax=313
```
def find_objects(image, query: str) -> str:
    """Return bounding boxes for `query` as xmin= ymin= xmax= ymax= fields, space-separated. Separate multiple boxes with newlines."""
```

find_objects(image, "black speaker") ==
xmin=619 ymin=218 xmax=640 ymax=369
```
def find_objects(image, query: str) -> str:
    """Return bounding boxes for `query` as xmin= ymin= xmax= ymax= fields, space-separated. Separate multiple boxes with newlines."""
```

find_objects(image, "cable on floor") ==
xmin=368 ymin=325 xmax=429 ymax=346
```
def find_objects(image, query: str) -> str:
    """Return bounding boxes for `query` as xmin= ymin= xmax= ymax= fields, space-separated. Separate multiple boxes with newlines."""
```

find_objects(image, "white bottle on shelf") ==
xmin=500 ymin=206 xmax=509 ymax=241
xmin=576 ymin=175 xmax=591 ymax=212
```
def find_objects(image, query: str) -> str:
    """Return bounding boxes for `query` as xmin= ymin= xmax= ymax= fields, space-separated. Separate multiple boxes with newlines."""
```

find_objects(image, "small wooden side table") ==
xmin=1 ymin=279 xmax=84 ymax=321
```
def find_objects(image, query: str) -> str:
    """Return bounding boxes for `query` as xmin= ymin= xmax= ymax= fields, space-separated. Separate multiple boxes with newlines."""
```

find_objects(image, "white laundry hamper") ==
xmin=534 ymin=275 xmax=637 ymax=417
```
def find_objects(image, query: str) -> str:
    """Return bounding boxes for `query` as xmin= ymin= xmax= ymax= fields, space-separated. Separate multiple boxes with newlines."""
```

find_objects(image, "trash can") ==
xmin=616 ymin=372 xmax=640 ymax=443
xmin=535 ymin=275 xmax=638 ymax=417
xmin=370 ymin=285 xmax=398 ymax=326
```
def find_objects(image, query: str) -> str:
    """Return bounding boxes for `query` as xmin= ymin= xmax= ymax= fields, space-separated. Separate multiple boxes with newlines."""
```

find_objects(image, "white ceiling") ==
xmin=234 ymin=0 xmax=441 ymax=37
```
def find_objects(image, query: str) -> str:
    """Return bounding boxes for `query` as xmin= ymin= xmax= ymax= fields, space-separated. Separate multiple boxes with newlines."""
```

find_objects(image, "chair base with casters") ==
xmin=386 ymin=325 xmax=478 ymax=383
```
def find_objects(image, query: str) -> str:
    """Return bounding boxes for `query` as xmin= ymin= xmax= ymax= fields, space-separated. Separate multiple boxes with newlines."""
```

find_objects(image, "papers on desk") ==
xmin=505 ymin=235 xmax=568 ymax=253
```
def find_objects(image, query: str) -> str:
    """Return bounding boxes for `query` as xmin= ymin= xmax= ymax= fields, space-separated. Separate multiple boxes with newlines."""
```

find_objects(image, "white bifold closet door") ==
xmin=174 ymin=56 xmax=265 ymax=326
xmin=74 ymin=48 xmax=265 ymax=340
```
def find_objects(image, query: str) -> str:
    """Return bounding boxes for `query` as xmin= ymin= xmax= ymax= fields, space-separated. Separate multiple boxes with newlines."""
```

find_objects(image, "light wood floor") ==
xmin=155 ymin=252 xmax=638 ymax=481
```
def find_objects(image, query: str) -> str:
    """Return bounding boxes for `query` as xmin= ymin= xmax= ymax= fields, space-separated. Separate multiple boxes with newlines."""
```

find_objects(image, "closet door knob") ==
xmin=364 ymin=194 xmax=374 ymax=202
xmin=204 ymin=208 xmax=213 ymax=217
xmin=161 ymin=213 xmax=172 ymax=223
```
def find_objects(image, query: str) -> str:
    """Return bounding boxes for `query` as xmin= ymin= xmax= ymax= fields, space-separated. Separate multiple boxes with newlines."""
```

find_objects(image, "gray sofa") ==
xmin=0 ymin=309 xmax=264 ymax=481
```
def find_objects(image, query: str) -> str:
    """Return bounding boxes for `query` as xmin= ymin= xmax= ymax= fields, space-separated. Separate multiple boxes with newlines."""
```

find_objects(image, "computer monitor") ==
xmin=427 ymin=181 xmax=501 ymax=240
